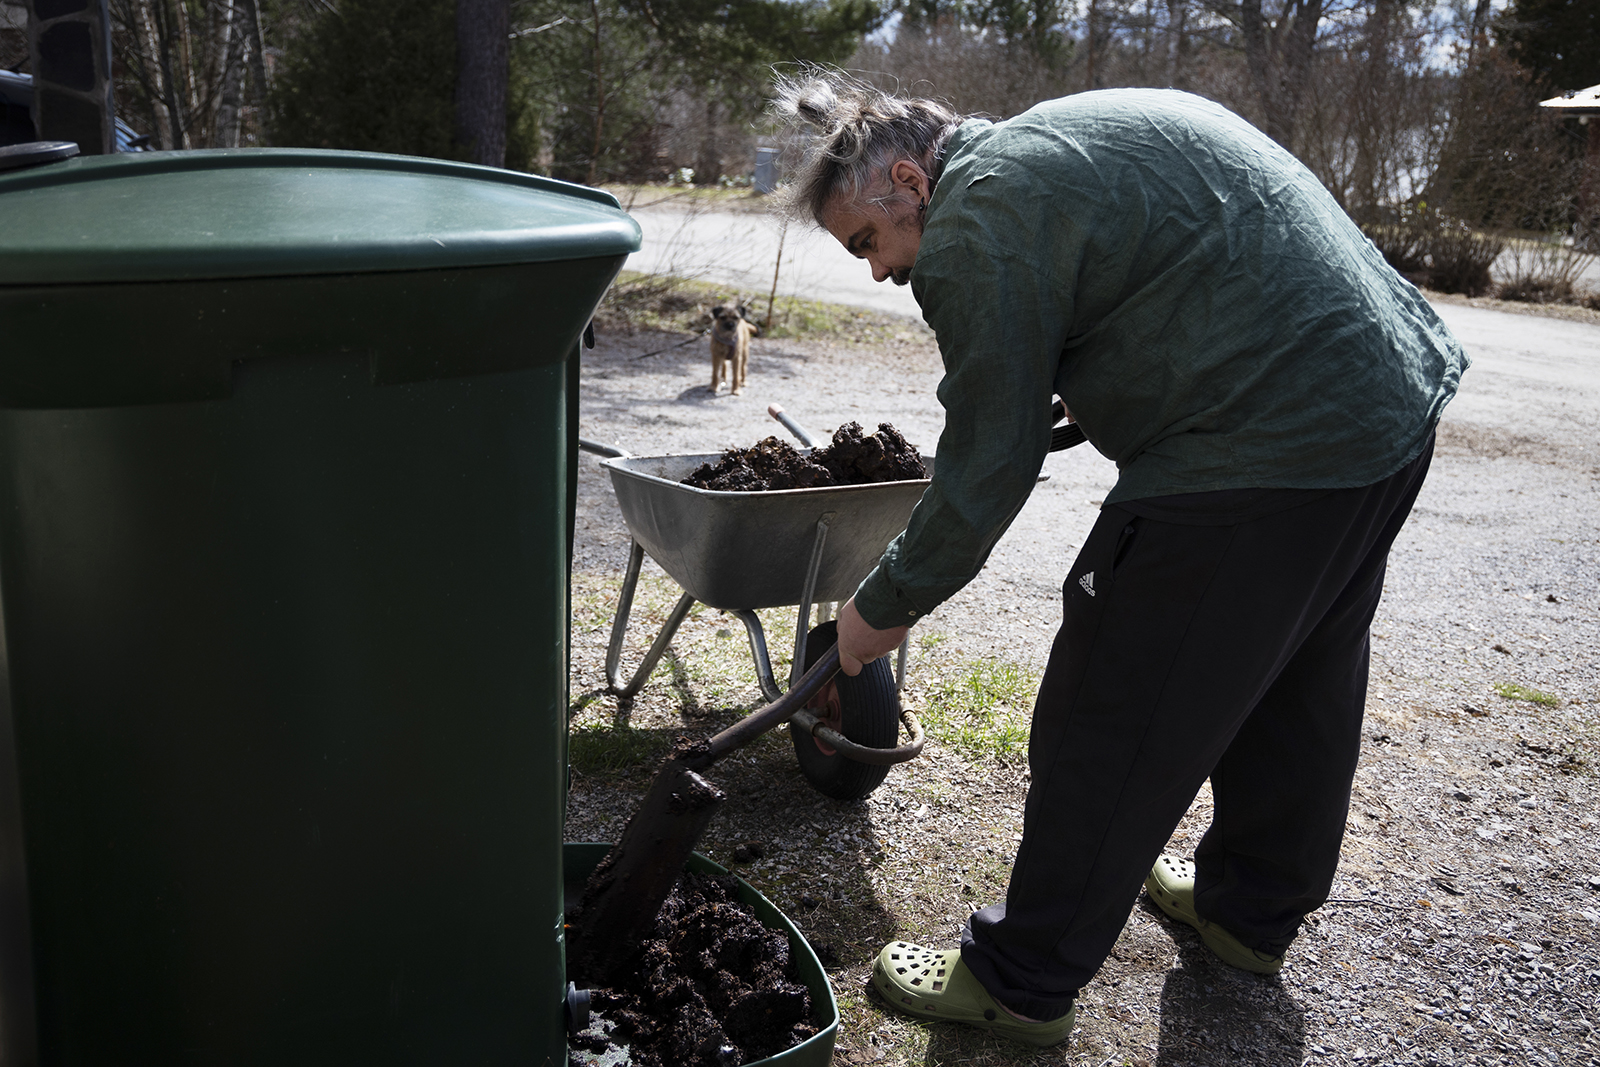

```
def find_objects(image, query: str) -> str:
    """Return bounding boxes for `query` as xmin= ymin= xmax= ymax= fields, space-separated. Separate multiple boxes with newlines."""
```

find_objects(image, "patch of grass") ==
xmin=571 ymin=567 xmax=801 ymax=722
xmin=1494 ymin=682 xmax=1561 ymax=706
xmin=593 ymin=271 xmax=711 ymax=334
xmin=677 ymin=604 xmax=797 ymax=709
xmin=568 ymin=723 xmax=669 ymax=774
xmin=594 ymin=270 xmax=930 ymax=345
xmin=571 ymin=572 xmax=629 ymax=633
xmin=603 ymin=184 xmax=770 ymax=214
xmin=920 ymin=658 xmax=1039 ymax=762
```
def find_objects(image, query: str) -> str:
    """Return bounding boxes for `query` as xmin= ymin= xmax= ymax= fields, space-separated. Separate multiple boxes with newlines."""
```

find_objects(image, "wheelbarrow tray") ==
xmin=599 ymin=451 xmax=935 ymax=611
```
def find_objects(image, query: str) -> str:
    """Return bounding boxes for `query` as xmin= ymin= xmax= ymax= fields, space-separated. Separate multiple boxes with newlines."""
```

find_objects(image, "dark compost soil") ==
xmin=568 ymin=871 xmax=821 ymax=1067
xmin=683 ymin=421 xmax=926 ymax=491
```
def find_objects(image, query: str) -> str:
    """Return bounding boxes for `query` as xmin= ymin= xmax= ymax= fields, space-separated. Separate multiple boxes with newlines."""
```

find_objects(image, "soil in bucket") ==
xmin=683 ymin=421 xmax=926 ymax=491
xmin=568 ymin=869 xmax=822 ymax=1067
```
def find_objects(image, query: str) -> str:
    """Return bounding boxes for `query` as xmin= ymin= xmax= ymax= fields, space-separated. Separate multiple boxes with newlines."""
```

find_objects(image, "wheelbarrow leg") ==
xmin=605 ymin=539 xmax=697 ymax=699
xmin=789 ymin=512 xmax=836 ymax=691
xmin=728 ymin=609 xmax=784 ymax=705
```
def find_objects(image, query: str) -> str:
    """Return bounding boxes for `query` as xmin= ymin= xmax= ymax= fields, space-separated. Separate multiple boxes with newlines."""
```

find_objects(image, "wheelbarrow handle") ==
xmin=680 ymin=645 xmax=841 ymax=771
xmin=767 ymin=403 xmax=820 ymax=449
xmin=1050 ymin=399 xmax=1087 ymax=452
xmin=578 ymin=437 xmax=630 ymax=459
xmin=790 ymin=706 xmax=925 ymax=766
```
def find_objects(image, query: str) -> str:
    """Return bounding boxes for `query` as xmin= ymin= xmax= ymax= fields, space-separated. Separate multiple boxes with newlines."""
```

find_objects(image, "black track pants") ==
xmin=959 ymin=439 xmax=1434 ymax=1021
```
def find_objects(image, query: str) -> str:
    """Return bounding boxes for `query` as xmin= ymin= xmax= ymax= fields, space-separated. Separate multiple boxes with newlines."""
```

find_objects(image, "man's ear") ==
xmin=889 ymin=158 xmax=930 ymax=203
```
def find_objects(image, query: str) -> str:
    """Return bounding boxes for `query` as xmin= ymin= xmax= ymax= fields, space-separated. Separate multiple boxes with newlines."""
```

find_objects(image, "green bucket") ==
xmin=563 ymin=843 xmax=839 ymax=1067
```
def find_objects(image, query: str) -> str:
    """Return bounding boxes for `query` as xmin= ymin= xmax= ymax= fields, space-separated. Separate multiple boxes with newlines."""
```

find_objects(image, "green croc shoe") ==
xmin=1145 ymin=855 xmax=1285 ymax=975
xmin=871 ymin=942 xmax=1075 ymax=1047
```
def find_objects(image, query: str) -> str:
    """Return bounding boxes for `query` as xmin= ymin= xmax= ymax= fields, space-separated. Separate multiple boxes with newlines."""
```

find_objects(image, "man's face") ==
xmin=823 ymin=194 xmax=923 ymax=286
xmin=821 ymin=160 xmax=931 ymax=286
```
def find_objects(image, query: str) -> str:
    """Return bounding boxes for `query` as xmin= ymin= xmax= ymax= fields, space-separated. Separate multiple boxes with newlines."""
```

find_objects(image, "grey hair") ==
xmin=769 ymin=68 xmax=964 ymax=224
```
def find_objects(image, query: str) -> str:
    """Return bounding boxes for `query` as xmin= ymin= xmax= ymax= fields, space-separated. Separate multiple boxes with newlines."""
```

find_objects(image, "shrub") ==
xmin=1495 ymin=237 xmax=1598 ymax=304
xmin=1426 ymin=217 xmax=1505 ymax=296
xmin=1362 ymin=203 xmax=1505 ymax=296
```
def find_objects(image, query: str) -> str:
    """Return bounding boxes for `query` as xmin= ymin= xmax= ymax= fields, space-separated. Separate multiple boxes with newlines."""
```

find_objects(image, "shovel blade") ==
xmin=568 ymin=760 xmax=726 ymax=984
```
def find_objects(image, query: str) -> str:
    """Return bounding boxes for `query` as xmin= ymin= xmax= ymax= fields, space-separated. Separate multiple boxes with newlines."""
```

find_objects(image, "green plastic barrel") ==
xmin=0 ymin=149 xmax=640 ymax=1065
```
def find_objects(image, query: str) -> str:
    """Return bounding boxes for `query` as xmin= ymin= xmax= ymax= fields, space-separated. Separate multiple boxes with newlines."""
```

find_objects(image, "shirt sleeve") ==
xmin=851 ymin=235 xmax=1074 ymax=629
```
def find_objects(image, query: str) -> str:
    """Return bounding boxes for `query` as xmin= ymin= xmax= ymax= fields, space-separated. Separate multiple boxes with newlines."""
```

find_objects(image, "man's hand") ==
xmin=836 ymin=597 xmax=911 ymax=676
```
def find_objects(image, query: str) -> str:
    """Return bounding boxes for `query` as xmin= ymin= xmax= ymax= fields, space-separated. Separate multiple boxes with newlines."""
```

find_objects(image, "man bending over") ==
xmin=772 ymin=71 xmax=1467 ymax=1046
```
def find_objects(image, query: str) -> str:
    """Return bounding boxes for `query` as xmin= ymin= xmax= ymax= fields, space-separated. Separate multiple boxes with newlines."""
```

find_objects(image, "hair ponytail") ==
xmin=770 ymin=68 xmax=963 ymax=223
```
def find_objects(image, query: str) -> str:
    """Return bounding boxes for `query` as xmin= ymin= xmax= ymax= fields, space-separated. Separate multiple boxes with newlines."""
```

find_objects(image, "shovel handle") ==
xmin=683 ymin=645 xmax=841 ymax=769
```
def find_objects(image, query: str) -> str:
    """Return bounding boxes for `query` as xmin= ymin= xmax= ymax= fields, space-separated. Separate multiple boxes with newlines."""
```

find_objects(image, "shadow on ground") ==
xmin=1153 ymin=918 xmax=1307 ymax=1067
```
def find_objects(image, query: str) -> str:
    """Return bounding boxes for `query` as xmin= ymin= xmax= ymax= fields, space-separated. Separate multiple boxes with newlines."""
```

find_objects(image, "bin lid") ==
xmin=0 ymin=148 xmax=642 ymax=285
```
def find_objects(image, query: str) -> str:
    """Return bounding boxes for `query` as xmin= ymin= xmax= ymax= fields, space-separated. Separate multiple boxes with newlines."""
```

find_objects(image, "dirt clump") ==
xmin=683 ymin=421 xmax=926 ymax=491
xmin=569 ymin=871 xmax=820 ymax=1067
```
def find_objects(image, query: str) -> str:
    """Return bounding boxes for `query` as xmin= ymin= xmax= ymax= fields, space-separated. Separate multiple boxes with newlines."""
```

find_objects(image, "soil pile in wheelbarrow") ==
xmin=569 ymin=870 xmax=819 ymax=1067
xmin=683 ymin=421 xmax=926 ymax=491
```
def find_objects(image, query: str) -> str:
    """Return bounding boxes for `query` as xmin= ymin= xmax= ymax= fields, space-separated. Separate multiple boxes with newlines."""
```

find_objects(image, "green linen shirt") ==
xmin=852 ymin=88 xmax=1468 ymax=630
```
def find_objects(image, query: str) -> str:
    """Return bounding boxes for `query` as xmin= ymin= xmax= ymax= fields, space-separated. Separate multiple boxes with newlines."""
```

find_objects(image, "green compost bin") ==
xmin=0 ymin=149 xmax=641 ymax=1065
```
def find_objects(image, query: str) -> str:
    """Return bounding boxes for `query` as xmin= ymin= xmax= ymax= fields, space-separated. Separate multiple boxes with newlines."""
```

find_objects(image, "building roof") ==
xmin=1540 ymin=84 xmax=1600 ymax=114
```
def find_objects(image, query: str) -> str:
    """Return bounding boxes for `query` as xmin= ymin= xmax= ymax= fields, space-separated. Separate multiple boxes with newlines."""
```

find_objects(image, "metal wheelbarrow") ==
xmin=578 ymin=404 xmax=1084 ymax=802
xmin=577 ymin=409 xmax=929 ymax=801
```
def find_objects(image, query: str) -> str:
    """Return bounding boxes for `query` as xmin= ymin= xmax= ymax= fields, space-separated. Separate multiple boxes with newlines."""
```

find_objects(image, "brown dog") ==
xmin=709 ymin=303 xmax=760 ymax=395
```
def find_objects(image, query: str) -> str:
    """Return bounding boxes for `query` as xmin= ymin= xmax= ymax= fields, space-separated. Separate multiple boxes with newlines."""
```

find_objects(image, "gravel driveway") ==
xmin=565 ymin=282 xmax=1600 ymax=1067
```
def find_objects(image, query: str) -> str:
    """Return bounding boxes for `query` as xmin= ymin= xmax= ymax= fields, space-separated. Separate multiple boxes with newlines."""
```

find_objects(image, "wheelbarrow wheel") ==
xmin=793 ymin=620 xmax=898 ymax=801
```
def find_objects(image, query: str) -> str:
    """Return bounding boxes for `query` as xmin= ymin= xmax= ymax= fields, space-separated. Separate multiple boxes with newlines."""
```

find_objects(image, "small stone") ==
xmin=730 ymin=841 xmax=766 ymax=863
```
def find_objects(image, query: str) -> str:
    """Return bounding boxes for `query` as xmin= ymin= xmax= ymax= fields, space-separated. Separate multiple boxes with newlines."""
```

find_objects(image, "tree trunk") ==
xmin=175 ymin=0 xmax=198 ymax=133
xmin=128 ymin=0 xmax=174 ymax=148
xmin=1165 ymin=0 xmax=1187 ymax=86
xmin=1349 ymin=0 xmax=1397 ymax=218
xmin=194 ymin=0 xmax=234 ymax=147
xmin=1085 ymin=0 xmax=1099 ymax=91
xmin=587 ymin=0 xmax=605 ymax=186
xmin=694 ymin=95 xmax=721 ymax=186
xmin=1238 ymin=0 xmax=1322 ymax=151
xmin=1276 ymin=0 xmax=1323 ymax=153
xmin=454 ymin=0 xmax=509 ymax=167
xmin=1466 ymin=0 xmax=1492 ymax=70
xmin=238 ymin=0 xmax=269 ymax=144
xmin=151 ymin=0 xmax=188 ymax=148
xmin=215 ymin=0 xmax=247 ymax=148
xmin=1239 ymin=0 xmax=1273 ymax=137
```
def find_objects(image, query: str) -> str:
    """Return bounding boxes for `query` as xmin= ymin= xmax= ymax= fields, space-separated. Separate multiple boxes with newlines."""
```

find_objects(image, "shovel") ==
xmin=567 ymin=645 xmax=842 ymax=985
